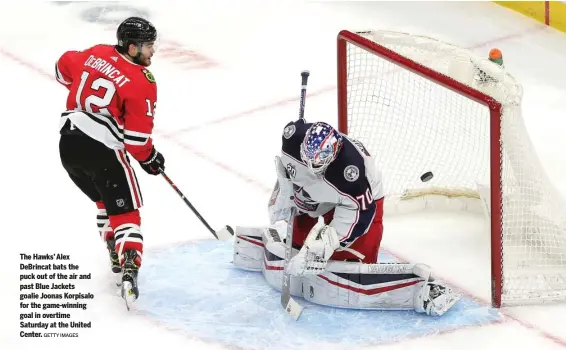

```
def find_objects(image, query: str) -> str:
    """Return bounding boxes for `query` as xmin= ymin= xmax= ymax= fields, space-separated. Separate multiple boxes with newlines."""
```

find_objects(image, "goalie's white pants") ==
xmin=233 ymin=225 xmax=462 ymax=315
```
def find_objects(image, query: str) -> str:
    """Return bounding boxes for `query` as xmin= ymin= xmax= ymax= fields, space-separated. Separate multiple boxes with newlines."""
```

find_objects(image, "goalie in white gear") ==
xmin=233 ymin=119 xmax=462 ymax=316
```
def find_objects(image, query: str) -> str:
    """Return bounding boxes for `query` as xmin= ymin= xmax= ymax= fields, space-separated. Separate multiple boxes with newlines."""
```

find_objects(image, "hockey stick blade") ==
xmin=215 ymin=225 xmax=234 ymax=241
xmin=283 ymin=294 xmax=304 ymax=321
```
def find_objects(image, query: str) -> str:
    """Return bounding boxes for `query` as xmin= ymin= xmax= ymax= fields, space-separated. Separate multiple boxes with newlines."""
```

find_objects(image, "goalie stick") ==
xmin=160 ymin=170 xmax=234 ymax=241
xmin=280 ymin=70 xmax=310 ymax=321
xmin=281 ymin=206 xmax=304 ymax=320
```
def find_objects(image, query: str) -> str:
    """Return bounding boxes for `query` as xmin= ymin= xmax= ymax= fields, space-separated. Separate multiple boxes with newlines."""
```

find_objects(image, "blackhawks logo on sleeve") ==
xmin=142 ymin=69 xmax=156 ymax=83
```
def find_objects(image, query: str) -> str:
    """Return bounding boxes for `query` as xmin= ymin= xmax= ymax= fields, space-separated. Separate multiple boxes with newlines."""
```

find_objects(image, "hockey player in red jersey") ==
xmin=56 ymin=17 xmax=164 ymax=306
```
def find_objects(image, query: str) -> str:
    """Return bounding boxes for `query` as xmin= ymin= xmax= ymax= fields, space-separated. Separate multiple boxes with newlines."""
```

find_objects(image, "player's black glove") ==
xmin=140 ymin=146 xmax=165 ymax=175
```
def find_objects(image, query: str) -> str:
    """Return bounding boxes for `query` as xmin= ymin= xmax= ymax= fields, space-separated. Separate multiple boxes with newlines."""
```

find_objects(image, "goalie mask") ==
xmin=300 ymin=122 xmax=343 ymax=175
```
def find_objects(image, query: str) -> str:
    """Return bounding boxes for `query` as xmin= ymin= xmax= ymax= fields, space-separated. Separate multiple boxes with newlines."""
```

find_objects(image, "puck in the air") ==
xmin=420 ymin=171 xmax=434 ymax=182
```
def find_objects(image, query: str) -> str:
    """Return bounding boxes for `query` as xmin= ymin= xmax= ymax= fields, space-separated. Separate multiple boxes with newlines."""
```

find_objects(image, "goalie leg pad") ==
xmin=233 ymin=226 xmax=462 ymax=314
xmin=233 ymin=222 xmax=289 ymax=272
xmin=262 ymin=243 xmax=304 ymax=297
xmin=262 ymin=259 xmax=304 ymax=297
xmin=233 ymin=226 xmax=266 ymax=271
xmin=302 ymin=261 xmax=424 ymax=310
xmin=261 ymin=223 xmax=303 ymax=297
xmin=267 ymin=252 xmax=427 ymax=310
xmin=233 ymin=224 xmax=303 ymax=296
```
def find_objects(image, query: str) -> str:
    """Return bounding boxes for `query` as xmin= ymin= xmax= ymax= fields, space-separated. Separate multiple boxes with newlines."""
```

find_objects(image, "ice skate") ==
xmin=120 ymin=249 xmax=140 ymax=310
xmin=105 ymin=238 xmax=122 ymax=286
xmin=415 ymin=282 xmax=462 ymax=316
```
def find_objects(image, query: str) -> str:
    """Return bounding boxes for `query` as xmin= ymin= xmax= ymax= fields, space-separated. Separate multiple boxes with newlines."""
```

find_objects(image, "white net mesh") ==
xmin=339 ymin=30 xmax=566 ymax=306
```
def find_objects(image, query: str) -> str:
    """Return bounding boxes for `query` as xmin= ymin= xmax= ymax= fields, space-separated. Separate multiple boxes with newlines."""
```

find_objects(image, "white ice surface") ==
xmin=1 ymin=1 xmax=565 ymax=349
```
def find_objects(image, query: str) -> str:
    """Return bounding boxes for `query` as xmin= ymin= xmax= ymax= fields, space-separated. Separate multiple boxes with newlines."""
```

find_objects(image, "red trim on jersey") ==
xmin=116 ymin=150 xmax=142 ymax=208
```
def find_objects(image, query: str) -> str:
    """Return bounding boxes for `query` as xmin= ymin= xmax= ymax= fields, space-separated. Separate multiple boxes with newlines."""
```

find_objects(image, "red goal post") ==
xmin=336 ymin=29 xmax=566 ymax=308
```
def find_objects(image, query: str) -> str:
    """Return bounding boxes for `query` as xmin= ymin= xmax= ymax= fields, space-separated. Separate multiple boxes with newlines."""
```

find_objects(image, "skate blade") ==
xmin=121 ymin=281 xmax=137 ymax=311
xmin=113 ymin=273 xmax=122 ymax=287
xmin=284 ymin=297 xmax=304 ymax=321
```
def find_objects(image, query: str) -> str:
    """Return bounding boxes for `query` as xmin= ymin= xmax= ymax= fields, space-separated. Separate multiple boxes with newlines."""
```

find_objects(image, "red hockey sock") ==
xmin=108 ymin=210 xmax=143 ymax=267
xmin=95 ymin=201 xmax=114 ymax=241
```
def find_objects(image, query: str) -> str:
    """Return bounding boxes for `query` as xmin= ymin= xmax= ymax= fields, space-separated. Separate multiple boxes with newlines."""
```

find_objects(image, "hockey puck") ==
xmin=420 ymin=171 xmax=434 ymax=182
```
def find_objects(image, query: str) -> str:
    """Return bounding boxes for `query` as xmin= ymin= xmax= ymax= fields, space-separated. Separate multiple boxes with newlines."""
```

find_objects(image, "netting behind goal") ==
xmin=336 ymin=30 xmax=566 ymax=307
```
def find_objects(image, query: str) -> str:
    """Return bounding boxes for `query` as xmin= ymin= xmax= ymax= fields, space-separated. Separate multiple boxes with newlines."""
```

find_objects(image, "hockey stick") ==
xmin=281 ymin=206 xmax=304 ymax=320
xmin=160 ymin=170 xmax=234 ymax=241
xmin=280 ymin=70 xmax=310 ymax=321
xmin=298 ymin=70 xmax=309 ymax=122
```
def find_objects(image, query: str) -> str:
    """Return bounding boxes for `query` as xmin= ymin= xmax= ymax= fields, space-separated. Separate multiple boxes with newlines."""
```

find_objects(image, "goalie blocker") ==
xmin=233 ymin=224 xmax=462 ymax=316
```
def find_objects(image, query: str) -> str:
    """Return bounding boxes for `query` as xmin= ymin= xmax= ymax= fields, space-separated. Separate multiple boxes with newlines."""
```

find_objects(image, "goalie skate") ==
xmin=415 ymin=282 xmax=462 ymax=316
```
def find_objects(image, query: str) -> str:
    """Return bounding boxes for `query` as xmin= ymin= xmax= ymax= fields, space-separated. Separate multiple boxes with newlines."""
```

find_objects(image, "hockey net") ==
xmin=337 ymin=30 xmax=566 ymax=307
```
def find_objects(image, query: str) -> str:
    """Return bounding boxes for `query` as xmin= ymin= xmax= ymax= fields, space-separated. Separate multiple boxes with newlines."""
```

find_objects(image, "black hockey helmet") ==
xmin=116 ymin=17 xmax=157 ymax=52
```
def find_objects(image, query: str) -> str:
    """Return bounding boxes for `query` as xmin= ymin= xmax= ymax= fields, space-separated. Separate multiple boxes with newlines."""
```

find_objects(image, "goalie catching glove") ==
xmin=268 ymin=156 xmax=295 ymax=224
xmin=287 ymin=221 xmax=340 ymax=276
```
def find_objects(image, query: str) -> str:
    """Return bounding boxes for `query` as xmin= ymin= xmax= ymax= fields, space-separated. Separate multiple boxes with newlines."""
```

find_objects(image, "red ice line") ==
xmin=2 ymin=22 xmax=564 ymax=348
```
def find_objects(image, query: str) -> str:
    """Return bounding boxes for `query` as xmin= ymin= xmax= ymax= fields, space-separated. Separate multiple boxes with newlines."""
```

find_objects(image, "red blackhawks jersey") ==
xmin=55 ymin=44 xmax=157 ymax=162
